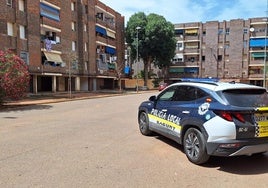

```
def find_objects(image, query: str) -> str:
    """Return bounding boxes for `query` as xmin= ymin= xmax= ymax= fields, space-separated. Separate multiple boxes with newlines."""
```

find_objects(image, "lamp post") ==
xmin=68 ymin=61 xmax=72 ymax=99
xmin=136 ymin=26 xmax=141 ymax=92
xmin=264 ymin=1 xmax=268 ymax=88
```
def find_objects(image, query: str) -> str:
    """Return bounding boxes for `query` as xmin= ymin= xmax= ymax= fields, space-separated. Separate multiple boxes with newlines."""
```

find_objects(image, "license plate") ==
xmin=255 ymin=113 xmax=268 ymax=122
xmin=255 ymin=113 xmax=268 ymax=137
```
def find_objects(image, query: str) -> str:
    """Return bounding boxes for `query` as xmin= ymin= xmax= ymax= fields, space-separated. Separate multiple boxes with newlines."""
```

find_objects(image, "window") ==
xmin=6 ymin=0 xmax=12 ymax=6
xmin=84 ymin=62 xmax=88 ymax=71
xmin=202 ymin=56 xmax=205 ymax=61
xmin=72 ymin=41 xmax=76 ymax=51
xmin=218 ymin=55 xmax=222 ymax=61
xmin=226 ymin=28 xmax=230 ymax=35
xmin=19 ymin=25 xmax=25 ymax=39
xmin=71 ymin=2 xmax=75 ymax=11
xmin=7 ymin=22 xmax=14 ymax=36
xmin=18 ymin=0 xmax=25 ymax=11
xmin=176 ymin=42 xmax=183 ymax=51
xmin=222 ymin=89 xmax=268 ymax=107
xmin=85 ymin=43 xmax=88 ymax=52
xmin=218 ymin=28 xmax=223 ymax=35
xmin=158 ymin=87 xmax=176 ymax=101
xmin=45 ymin=31 xmax=56 ymax=41
xmin=71 ymin=22 xmax=76 ymax=31
xmin=20 ymin=51 xmax=29 ymax=65
xmin=243 ymin=28 xmax=248 ymax=34
xmin=55 ymin=36 xmax=60 ymax=43
xmin=85 ymin=5 xmax=88 ymax=14
xmin=173 ymin=86 xmax=208 ymax=102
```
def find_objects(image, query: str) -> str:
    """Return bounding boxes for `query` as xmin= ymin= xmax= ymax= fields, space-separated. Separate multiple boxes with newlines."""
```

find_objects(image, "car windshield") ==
xmin=221 ymin=89 xmax=268 ymax=107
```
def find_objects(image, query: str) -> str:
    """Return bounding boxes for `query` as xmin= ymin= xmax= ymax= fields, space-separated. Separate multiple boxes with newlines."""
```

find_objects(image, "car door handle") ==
xmin=182 ymin=111 xmax=190 ymax=114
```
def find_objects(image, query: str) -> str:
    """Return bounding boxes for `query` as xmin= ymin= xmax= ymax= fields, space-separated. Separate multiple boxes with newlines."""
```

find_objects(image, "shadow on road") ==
xmin=0 ymin=104 xmax=53 ymax=112
xmin=154 ymin=134 xmax=268 ymax=175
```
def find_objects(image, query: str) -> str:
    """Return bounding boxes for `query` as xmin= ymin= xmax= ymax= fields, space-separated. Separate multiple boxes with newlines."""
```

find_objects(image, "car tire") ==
xmin=139 ymin=111 xmax=152 ymax=136
xmin=183 ymin=128 xmax=210 ymax=165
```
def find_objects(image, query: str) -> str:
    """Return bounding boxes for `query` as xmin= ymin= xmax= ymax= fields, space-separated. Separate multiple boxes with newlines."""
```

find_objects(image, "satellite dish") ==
xmin=249 ymin=27 xmax=255 ymax=32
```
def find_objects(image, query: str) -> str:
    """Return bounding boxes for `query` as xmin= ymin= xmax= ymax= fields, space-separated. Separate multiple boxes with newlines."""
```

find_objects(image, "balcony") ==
xmin=41 ymin=40 xmax=62 ymax=52
xmin=184 ymin=34 xmax=199 ymax=41
xmin=172 ymin=61 xmax=199 ymax=67
xmin=6 ymin=36 xmax=17 ymax=49
xmin=249 ymin=59 xmax=265 ymax=66
xmin=184 ymin=48 xmax=200 ymax=54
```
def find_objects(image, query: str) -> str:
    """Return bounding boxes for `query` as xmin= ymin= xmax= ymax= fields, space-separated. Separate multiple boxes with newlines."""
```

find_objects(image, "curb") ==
xmin=3 ymin=90 xmax=157 ymax=106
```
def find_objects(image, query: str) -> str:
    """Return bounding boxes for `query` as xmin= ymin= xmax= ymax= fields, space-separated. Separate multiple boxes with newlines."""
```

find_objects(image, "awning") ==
xmin=185 ymin=29 xmax=198 ymax=34
xmin=105 ymin=46 xmax=116 ymax=55
xmin=169 ymin=67 xmax=184 ymax=73
xmin=185 ymin=42 xmax=199 ymax=48
xmin=107 ymin=30 xmax=115 ymax=38
xmin=174 ymin=54 xmax=183 ymax=58
xmin=96 ymin=26 xmax=107 ymax=36
xmin=175 ymin=29 xmax=184 ymax=35
xmin=44 ymin=52 xmax=63 ymax=62
xmin=250 ymin=38 xmax=268 ymax=47
xmin=252 ymin=52 xmax=267 ymax=58
xmin=184 ymin=67 xmax=198 ymax=73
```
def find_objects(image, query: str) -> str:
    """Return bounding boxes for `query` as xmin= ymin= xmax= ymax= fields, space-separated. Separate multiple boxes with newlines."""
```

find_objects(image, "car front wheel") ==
xmin=183 ymin=128 xmax=210 ymax=165
xmin=138 ymin=111 xmax=152 ymax=136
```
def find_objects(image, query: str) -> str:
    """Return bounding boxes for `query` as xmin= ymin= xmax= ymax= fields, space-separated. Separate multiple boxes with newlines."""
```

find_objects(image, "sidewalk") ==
xmin=2 ymin=90 xmax=155 ymax=106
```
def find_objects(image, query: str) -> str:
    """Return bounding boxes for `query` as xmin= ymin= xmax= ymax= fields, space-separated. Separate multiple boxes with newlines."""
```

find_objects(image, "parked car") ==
xmin=158 ymin=82 xmax=168 ymax=91
xmin=138 ymin=80 xmax=268 ymax=165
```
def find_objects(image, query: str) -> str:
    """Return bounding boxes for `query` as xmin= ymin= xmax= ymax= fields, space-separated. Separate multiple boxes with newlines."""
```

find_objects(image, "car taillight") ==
xmin=220 ymin=111 xmax=233 ymax=121
xmin=233 ymin=113 xmax=245 ymax=123
xmin=215 ymin=111 xmax=245 ymax=123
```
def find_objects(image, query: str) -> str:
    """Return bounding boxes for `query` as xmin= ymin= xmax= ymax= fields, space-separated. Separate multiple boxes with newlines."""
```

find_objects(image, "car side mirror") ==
xmin=149 ymin=95 xmax=157 ymax=101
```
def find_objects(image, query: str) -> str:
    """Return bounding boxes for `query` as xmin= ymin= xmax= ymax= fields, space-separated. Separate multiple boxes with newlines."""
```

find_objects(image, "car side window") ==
xmin=158 ymin=86 xmax=176 ymax=101
xmin=172 ymin=86 xmax=208 ymax=101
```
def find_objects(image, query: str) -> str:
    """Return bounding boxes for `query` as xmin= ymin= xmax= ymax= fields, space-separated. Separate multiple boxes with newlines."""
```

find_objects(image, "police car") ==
xmin=138 ymin=79 xmax=268 ymax=164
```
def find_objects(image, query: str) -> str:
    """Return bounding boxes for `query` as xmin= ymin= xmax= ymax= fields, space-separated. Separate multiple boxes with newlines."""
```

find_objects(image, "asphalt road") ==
xmin=0 ymin=92 xmax=268 ymax=188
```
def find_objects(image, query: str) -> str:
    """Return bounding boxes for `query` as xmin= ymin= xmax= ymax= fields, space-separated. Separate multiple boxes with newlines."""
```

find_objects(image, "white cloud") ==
xmin=99 ymin=0 xmax=267 ymax=24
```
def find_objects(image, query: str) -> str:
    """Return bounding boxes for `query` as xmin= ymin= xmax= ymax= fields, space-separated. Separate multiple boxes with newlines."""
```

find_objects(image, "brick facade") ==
xmin=0 ymin=0 xmax=125 ymax=93
xmin=172 ymin=18 xmax=268 ymax=87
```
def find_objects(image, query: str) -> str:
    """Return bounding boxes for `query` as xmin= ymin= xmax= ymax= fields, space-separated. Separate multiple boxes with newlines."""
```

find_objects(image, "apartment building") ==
xmin=0 ymin=0 xmax=125 ymax=93
xmin=172 ymin=17 xmax=268 ymax=87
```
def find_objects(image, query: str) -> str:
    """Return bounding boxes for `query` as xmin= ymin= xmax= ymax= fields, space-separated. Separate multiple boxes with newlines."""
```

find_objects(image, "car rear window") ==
xmin=221 ymin=89 xmax=268 ymax=107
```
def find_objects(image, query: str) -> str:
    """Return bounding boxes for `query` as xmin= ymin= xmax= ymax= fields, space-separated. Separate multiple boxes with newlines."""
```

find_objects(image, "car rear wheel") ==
xmin=183 ymin=128 xmax=210 ymax=165
xmin=139 ymin=111 xmax=152 ymax=136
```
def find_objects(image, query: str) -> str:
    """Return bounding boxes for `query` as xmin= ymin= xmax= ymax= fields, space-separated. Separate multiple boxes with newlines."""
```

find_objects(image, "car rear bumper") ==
xmin=206 ymin=139 xmax=268 ymax=157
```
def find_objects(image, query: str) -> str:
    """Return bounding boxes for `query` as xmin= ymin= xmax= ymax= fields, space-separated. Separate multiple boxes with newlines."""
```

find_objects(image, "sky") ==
xmin=99 ymin=0 xmax=268 ymax=24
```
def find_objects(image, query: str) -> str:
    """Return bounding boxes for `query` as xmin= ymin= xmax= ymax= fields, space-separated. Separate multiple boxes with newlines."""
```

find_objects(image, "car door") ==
xmin=148 ymin=86 xmax=177 ymax=135
xmin=150 ymin=85 xmax=207 ymax=141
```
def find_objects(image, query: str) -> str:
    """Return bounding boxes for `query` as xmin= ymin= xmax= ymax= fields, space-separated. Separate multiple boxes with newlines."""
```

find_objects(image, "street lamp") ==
xmin=136 ymin=26 xmax=141 ymax=92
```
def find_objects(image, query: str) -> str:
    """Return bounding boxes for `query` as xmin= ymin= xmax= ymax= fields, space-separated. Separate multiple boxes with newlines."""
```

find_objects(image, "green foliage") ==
xmin=0 ymin=50 xmax=30 ymax=104
xmin=126 ymin=12 xmax=176 ymax=86
xmin=152 ymin=77 xmax=162 ymax=88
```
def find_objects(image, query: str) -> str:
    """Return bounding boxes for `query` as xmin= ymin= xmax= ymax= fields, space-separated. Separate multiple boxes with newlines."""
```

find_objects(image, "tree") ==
xmin=0 ymin=50 xmax=30 ymax=105
xmin=126 ymin=12 xmax=176 ymax=87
